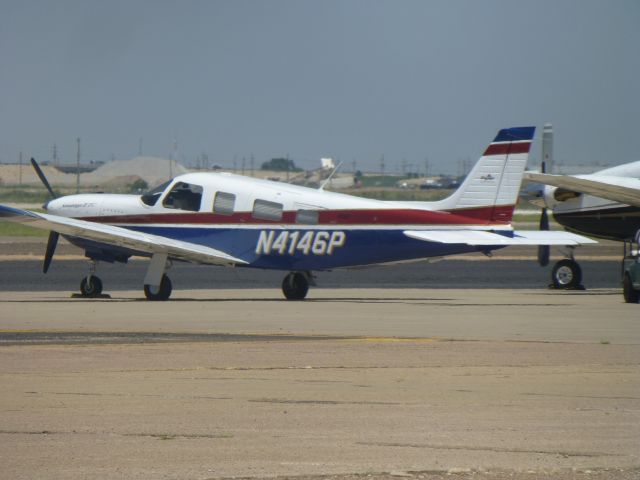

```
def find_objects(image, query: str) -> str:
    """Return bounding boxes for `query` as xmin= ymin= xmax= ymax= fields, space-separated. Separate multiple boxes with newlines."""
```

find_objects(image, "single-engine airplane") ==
xmin=523 ymin=124 xmax=640 ymax=289
xmin=0 ymin=126 xmax=595 ymax=300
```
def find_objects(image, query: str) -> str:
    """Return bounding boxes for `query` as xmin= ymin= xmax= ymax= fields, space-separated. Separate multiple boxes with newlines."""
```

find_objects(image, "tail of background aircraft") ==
xmin=428 ymin=126 xmax=535 ymax=224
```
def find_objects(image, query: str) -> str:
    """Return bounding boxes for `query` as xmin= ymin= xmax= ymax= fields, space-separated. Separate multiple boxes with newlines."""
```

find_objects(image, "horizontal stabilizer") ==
xmin=404 ymin=229 xmax=596 ymax=246
xmin=0 ymin=204 xmax=246 ymax=266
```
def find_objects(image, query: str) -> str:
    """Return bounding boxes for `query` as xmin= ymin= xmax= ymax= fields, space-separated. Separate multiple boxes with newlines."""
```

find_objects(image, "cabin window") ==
xmin=213 ymin=192 xmax=235 ymax=216
xmin=141 ymin=180 xmax=171 ymax=206
xmin=253 ymin=199 xmax=283 ymax=221
xmin=295 ymin=209 xmax=319 ymax=225
xmin=162 ymin=182 xmax=203 ymax=212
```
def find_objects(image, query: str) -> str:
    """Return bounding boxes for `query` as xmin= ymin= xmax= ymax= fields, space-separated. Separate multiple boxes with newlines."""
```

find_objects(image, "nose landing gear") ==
xmin=78 ymin=260 xmax=106 ymax=298
xmin=80 ymin=275 xmax=103 ymax=297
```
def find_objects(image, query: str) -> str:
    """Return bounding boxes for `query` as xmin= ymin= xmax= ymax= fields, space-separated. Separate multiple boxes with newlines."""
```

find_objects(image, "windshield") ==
xmin=140 ymin=180 xmax=171 ymax=206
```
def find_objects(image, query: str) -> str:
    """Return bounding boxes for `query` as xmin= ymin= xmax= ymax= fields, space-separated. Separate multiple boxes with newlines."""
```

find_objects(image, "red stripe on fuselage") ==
xmin=483 ymin=142 xmax=531 ymax=156
xmin=80 ymin=205 xmax=515 ymax=226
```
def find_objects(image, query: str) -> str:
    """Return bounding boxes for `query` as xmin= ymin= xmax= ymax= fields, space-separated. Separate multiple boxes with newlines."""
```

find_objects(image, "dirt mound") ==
xmin=0 ymin=157 xmax=189 ymax=189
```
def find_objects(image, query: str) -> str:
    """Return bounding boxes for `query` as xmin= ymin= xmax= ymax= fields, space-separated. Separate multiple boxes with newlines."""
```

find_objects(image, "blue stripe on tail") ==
xmin=493 ymin=126 xmax=535 ymax=143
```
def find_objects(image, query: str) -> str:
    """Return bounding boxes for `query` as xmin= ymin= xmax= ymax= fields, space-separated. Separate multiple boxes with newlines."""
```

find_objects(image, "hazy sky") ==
xmin=1 ymin=0 xmax=639 ymax=174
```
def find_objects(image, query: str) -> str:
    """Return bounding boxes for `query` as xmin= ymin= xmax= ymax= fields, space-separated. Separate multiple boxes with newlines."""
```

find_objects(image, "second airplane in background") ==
xmin=524 ymin=124 xmax=640 ymax=289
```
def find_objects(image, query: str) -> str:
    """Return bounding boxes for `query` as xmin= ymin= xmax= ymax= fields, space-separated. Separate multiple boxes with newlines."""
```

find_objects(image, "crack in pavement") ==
xmin=521 ymin=393 xmax=640 ymax=401
xmin=249 ymin=398 xmax=402 ymax=406
xmin=0 ymin=429 xmax=232 ymax=439
xmin=355 ymin=442 xmax=622 ymax=458
xmin=27 ymin=391 xmax=231 ymax=400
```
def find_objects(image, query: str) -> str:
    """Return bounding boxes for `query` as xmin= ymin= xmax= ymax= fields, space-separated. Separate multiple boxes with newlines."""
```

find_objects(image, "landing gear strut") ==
xmin=281 ymin=272 xmax=310 ymax=300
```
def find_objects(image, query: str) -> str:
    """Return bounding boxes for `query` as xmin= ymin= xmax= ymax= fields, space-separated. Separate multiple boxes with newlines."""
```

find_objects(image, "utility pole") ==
xmin=380 ymin=155 xmax=385 ymax=174
xmin=286 ymin=154 xmax=290 ymax=182
xmin=76 ymin=137 xmax=81 ymax=193
xmin=52 ymin=143 xmax=59 ymax=166
xmin=19 ymin=151 xmax=23 ymax=185
xmin=424 ymin=156 xmax=429 ymax=177
xmin=250 ymin=154 xmax=255 ymax=177
xmin=170 ymin=139 xmax=177 ymax=179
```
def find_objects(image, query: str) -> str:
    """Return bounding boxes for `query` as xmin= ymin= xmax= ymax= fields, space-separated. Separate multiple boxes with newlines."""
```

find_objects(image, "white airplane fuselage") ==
xmin=44 ymin=172 xmax=514 ymax=270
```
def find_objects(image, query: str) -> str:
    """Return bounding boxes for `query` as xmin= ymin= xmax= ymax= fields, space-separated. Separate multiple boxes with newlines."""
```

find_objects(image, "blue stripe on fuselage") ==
xmin=122 ymin=225 xmax=499 ymax=270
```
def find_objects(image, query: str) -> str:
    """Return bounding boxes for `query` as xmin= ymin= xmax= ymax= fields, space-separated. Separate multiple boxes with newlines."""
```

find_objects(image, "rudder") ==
xmin=435 ymin=126 xmax=535 ymax=224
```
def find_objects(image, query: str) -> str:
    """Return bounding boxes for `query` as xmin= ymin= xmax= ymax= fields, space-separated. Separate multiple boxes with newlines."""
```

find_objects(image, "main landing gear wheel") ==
xmin=282 ymin=272 xmax=309 ymax=300
xmin=551 ymin=259 xmax=583 ymax=290
xmin=623 ymin=274 xmax=640 ymax=304
xmin=80 ymin=276 xmax=103 ymax=298
xmin=144 ymin=274 xmax=172 ymax=301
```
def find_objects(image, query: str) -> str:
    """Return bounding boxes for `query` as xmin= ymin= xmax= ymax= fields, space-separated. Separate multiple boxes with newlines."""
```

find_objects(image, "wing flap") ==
xmin=0 ymin=205 xmax=246 ymax=266
xmin=404 ymin=229 xmax=596 ymax=246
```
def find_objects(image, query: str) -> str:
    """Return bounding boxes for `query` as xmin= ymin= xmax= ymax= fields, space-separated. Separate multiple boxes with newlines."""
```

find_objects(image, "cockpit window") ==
xmin=141 ymin=180 xmax=171 ymax=206
xmin=162 ymin=182 xmax=203 ymax=212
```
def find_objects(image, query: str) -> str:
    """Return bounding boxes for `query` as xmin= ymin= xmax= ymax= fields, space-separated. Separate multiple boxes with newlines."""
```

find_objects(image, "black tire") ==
xmin=144 ymin=274 xmax=173 ymax=301
xmin=281 ymin=272 xmax=309 ymax=300
xmin=623 ymin=274 xmax=640 ymax=304
xmin=551 ymin=259 xmax=582 ymax=289
xmin=80 ymin=276 xmax=103 ymax=297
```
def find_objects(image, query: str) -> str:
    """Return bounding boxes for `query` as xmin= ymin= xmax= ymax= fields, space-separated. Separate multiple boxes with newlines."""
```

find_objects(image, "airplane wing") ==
xmin=0 ymin=204 xmax=246 ymax=266
xmin=403 ymin=229 xmax=596 ymax=246
xmin=524 ymin=172 xmax=640 ymax=208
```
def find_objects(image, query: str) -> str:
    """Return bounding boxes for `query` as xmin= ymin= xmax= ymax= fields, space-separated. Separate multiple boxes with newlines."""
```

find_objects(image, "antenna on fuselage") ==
xmin=319 ymin=161 xmax=343 ymax=191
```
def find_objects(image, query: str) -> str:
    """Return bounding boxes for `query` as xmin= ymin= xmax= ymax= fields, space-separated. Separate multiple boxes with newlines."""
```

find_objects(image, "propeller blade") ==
xmin=43 ymin=231 xmax=59 ymax=273
xmin=539 ymin=207 xmax=549 ymax=231
xmin=30 ymin=158 xmax=56 ymax=199
xmin=537 ymin=207 xmax=550 ymax=266
xmin=537 ymin=244 xmax=550 ymax=267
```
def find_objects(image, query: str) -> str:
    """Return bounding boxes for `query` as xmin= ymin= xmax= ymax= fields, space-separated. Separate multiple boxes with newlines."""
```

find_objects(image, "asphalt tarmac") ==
xmin=0 ymin=257 xmax=624 ymax=293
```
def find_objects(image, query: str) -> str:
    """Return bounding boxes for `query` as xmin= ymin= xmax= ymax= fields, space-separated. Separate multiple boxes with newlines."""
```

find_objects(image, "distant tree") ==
xmin=128 ymin=178 xmax=149 ymax=193
xmin=261 ymin=158 xmax=302 ymax=172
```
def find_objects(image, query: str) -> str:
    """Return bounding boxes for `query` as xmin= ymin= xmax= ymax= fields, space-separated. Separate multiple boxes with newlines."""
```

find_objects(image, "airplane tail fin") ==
xmin=431 ymin=126 xmax=535 ymax=224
